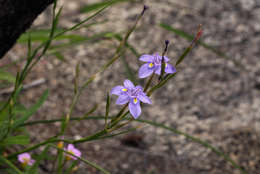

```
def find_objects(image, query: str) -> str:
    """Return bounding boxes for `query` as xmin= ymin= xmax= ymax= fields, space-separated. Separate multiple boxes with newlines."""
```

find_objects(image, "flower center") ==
xmin=154 ymin=55 xmax=161 ymax=65
xmin=148 ymin=63 xmax=154 ymax=68
xmin=22 ymin=157 xmax=29 ymax=164
xmin=122 ymin=88 xmax=127 ymax=92
xmin=133 ymin=98 xmax=138 ymax=104
xmin=130 ymin=88 xmax=141 ymax=97
xmin=68 ymin=150 xmax=74 ymax=155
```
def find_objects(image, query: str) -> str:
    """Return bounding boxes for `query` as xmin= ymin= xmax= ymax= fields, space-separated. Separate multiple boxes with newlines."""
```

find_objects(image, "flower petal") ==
xmin=165 ymin=63 xmax=176 ymax=74
xmin=67 ymin=144 xmax=75 ymax=151
xmin=135 ymin=85 xmax=143 ymax=91
xmin=138 ymin=94 xmax=152 ymax=104
xmin=18 ymin=153 xmax=30 ymax=163
xmin=139 ymin=54 xmax=154 ymax=62
xmin=138 ymin=63 xmax=154 ymax=78
xmin=124 ymin=79 xmax=134 ymax=88
xmin=74 ymin=149 xmax=81 ymax=158
xmin=129 ymin=100 xmax=141 ymax=119
xmin=28 ymin=159 xmax=35 ymax=166
xmin=110 ymin=85 xmax=125 ymax=95
xmin=71 ymin=148 xmax=81 ymax=160
xmin=161 ymin=56 xmax=170 ymax=62
xmin=155 ymin=66 xmax=161 ymax=75
xmin=116 ymin=95 xmax=129 ymax=105
xmin=153 ymin=53 xmax=169 ymax=62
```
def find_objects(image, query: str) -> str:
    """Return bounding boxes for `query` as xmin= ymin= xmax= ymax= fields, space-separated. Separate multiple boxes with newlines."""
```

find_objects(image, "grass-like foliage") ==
xmin=0 ymin=0 xmax=247 ymax=174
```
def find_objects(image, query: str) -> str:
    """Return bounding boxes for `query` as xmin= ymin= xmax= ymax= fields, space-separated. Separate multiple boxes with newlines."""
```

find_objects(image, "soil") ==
xmin=1 ymin=0 xmax=260 ymax=173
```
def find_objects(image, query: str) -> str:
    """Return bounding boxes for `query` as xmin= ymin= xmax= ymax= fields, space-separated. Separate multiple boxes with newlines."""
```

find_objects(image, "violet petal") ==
xmin=124 ymin=79 xmax=134 ymax=88
xmin=110 ymin=85 xmax=125 ymax=95
xmin=139 ymin=54 xmax=154 ymax=62
xmin=116 ymin=95 xmax=129 ymax=105
xmin=138 ymin=94 xmax=152 ymax=104
xmin=165 ymin=63 xmax=176 ymax=74
xmin=129 ymin=100 xmax=141 ymax=119
xmin=138 ymin=63 xmax=154 ymax=78
xmin=155 ymin=66 xmax=161 ymax=75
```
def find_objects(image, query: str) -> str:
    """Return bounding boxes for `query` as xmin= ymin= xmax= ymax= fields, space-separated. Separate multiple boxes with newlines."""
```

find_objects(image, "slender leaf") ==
xmin=54 ymin=0 xmax=113 ymax=38
xmin=17 ymin=29 xmax=86 ymax=43
xmin=48 ymin=32 xmax=109 ymax=53
xmin=105 ymin=93 xmax=110 ymax=128
xmin=175 ymin=47 xmax=192 ymax=66
xmin=21 ymin=116 xmax=247 ymax=174
xmin=160 ymin=23 xmax=242 ymax=67
xmin=80 ymin=0 xmax=132 ymax=13
xmin=0 ymin=135 xmax=30 ymax=146
xmin=0 ymin=155 xmax=24 ymax=174
xmin=51 ymin=144 xmax=111 ymax=174
xmin=0 ymin=70 xmax=16 ymax=84
xmin=13 ymin=90 xmax=48 ymax=128
xmin=27 ymin=145 xmax=50 ymax=174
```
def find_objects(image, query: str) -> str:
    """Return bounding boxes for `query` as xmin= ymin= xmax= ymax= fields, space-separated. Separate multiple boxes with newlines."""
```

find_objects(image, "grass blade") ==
xmin=13 ymin=90 xmax=48 ymax=128
xmin=80 ymin=0 xmax=131 ymax=13
xmin=105 ymin=93 xmax=110 ymax=129
xmin=0 ymin=155 xmax=24 ymax=174
xmin=51 ymin=144 xmax=111 ymax=174
xmin=0 ymin=135 xmax=30 ymax=146
xmin=0 ymin=70 xmax=16 ymax=84
xmin=160 ymin=23 xmax=242 ymax=67
xmin=21 ymin=116 xmax=247 ymax=174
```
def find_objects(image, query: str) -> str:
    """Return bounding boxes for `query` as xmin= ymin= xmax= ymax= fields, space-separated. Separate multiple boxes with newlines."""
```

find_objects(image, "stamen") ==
xmin=149 ymin=63 xmax=154 ymax=68
xmin=133 ymin=98 xmax=138 ymax=104
xmin=23 ymin=158 xmax=29 ymax=164
xmin=122 ymin=88 xmax=127 ymax=92
xmin=165 ymin=63 xmax=167 ymax=68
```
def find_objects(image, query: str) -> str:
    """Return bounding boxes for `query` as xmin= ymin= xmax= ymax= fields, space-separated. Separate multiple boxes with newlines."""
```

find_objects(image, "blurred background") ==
xmin=0 ymin=0 xmax=259 ymax=173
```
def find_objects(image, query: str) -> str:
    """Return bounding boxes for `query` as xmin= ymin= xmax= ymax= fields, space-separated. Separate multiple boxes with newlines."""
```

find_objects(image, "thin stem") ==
xmin=19 ymin=116 xmax=247 ymax=174
xmin=159 ymin=40 xmax=170 ymax=81
xmin=57 ymin=158 xmax=67 ymax=174
xmin=0 ymin=155 xmax=24 ymax=174
xmin=144 ymin=72 xmax=155 ymax=92
xmin=51 ymin=144 xmax=111 ymax=174
xmin=60 ymin=5 xmax=146 ymax=135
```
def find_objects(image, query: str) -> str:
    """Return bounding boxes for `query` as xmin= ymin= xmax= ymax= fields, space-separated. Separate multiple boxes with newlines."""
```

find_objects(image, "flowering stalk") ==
xmin=64 ymin=144 xmax=81 ymax=161
xmin=51 ymin=144 xmax=110 ymax=174
xmin=60 ymin=5 xmax=148 ymax=136
xmin=110 ymin=79 xmax=152 ymax=119
xmin=143 ymin=72 xmax=155 ymax=92
xmin=57 ymin=158 xmax=67 ymax=174
xmin=138 ymin=52 xmax=176 ymax=78
xmin=175 ymin=24 xmax=202 ymax=66
xmin=159 ymin=40 xmax=170 ymax=81
xmin=18 ymin=153 xmax=35 ymax=167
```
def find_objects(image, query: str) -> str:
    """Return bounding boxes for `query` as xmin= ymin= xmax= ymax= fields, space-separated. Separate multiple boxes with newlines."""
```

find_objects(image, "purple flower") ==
xmin=111 ymin=79 xmax=152 ymax=119
xmin=138 ymin=53 xmax=176 ymax=78
xmin=18 ymin=153 xmax=35 ymax=166
xmin=65 ymin=144 xmax=81 ymax=160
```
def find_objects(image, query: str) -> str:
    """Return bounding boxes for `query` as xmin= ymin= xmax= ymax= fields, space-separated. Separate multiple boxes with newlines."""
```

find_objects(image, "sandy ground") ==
xmin=1 ymin=0 xmax=260 ymax=173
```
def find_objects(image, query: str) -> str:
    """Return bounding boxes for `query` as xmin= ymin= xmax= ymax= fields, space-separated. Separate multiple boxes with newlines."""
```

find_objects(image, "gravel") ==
xmin=1 ymin=0 xmax=260 ymax=173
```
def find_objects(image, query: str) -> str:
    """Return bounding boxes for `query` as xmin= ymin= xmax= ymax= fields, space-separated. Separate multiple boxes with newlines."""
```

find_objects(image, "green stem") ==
xmin=144 ymin=72 xmax=155 ymax=92
xmin=0 ymin=155 xmax=24 ymax=174
xmin=7 ymin=136 xmax=72 ymax=159
xmin=60 ymin=5 xmax=146 ymax=134
xmin=19 ymin=116 xmax=247 ymax=174
xmin=57 ymin=158 xmax=67 ymax=174
xmin=73 ymin=129 xmax=107 ymax=144
xmin=50 ymin=144 xmax=111 ymax=174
